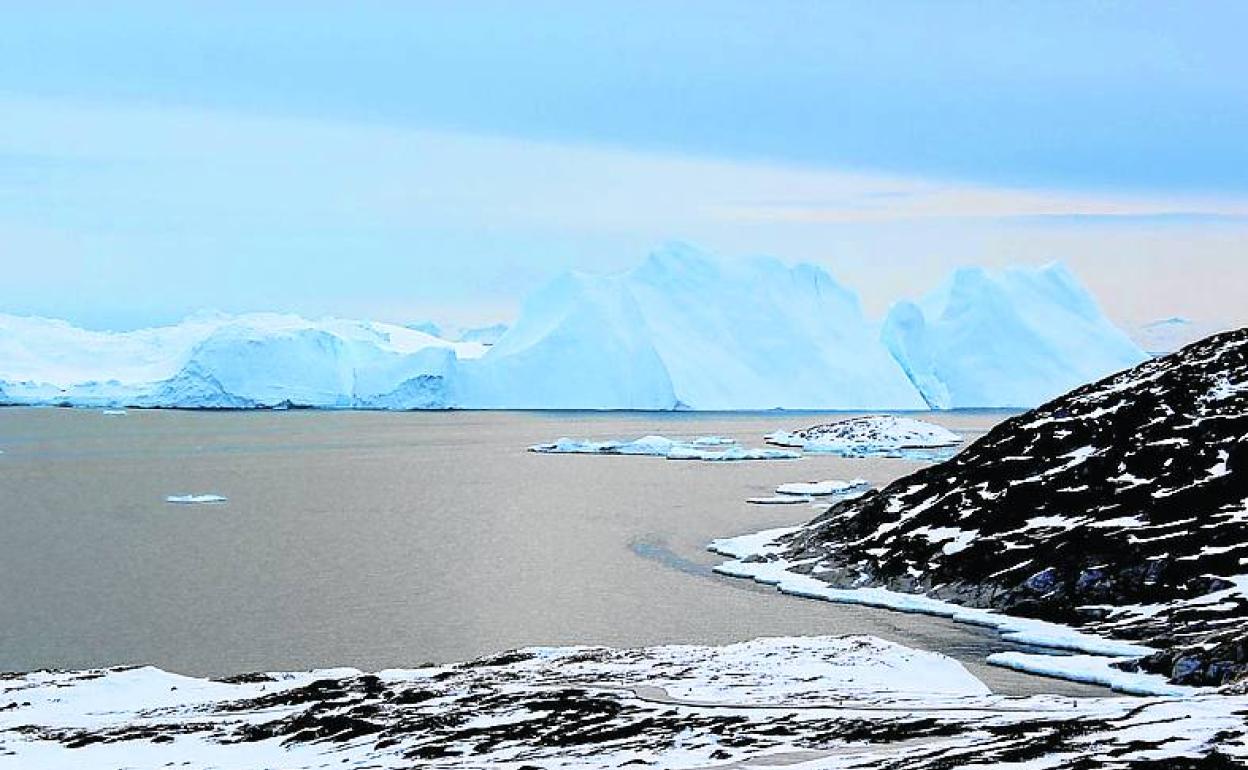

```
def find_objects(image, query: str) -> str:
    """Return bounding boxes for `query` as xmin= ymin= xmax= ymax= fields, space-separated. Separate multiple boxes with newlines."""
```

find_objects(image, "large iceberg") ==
xmin=0 ymin=247 xmax=1146 ymax=411
xmin=0 ymin=313 xmax=486 ymax=409
xmin=881 ymin=264 xmax=1147 ymax=408
xmin=462 ymin=243 xmax=926 ymax=409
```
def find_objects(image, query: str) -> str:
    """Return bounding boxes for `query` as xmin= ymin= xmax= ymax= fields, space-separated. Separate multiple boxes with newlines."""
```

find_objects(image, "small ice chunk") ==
xmin=666 ymin=445 xmax=800 ymax=461
xmin=529 ymin=436 xmax=798 ymax=461
xmin=775 ymin=478 xmax=870 ymax=496
xmin=746 ymin=495 xmax=812 ymax=505
xmin=166 ymin=494 xmax=228 ymax=504
xmin=101 ymin=408 xmax=128 ymax=415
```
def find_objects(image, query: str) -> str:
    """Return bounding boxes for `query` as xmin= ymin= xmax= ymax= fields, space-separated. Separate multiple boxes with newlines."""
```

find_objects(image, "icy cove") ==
xmin=0 ymin=244 xmax=1145 ymax=411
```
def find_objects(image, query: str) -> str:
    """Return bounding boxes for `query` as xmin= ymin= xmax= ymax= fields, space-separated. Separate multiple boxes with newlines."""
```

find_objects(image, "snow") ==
xmin=1 ymin=639 xmax=1243 ymax=769
xmin=166 ymin=494 xmax=228 ymax=504
xmin=766 ymin=415 xmax=962 ymax=457
xmin=882 ymin=263 xmax=1147 ymax=408
xmin=707 ymin=527 xmax=1176 ymax=693
xmin=529 ymin=436 xmax=799 ymax=461
xmin=987 ymin=652 xmax=1195 ymax=697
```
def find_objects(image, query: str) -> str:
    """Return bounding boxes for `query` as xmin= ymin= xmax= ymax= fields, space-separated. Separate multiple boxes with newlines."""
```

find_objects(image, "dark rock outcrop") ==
xmin=778 ymin=329 xmax=1248 ymax=687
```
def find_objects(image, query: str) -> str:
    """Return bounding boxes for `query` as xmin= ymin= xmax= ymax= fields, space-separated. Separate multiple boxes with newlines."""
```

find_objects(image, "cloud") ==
xmin=1 ymin=94 xmax=1246 ymax=330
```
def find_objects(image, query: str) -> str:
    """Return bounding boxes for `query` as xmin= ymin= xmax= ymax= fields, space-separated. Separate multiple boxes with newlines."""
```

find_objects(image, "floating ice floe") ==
xmin=166 ymin=494 xmax=228 ymax=504
xmin=775 ymin=478 xmax=871 ymax=496
xmin=766 ymin=415 xmax=963 ymax=459
xmin=101 ymin=408 xmax=127 ymax=415
xmin=748 ymin=479 xmax=872 ymax=505
xmin=529 ymin=435 xmax=798 ymax=461
xmin=666 ymin=445 xmax=800 ymax=461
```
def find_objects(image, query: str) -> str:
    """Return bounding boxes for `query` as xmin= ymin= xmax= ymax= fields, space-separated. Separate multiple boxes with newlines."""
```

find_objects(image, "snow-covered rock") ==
xmin=757 ymin=328 xmax=1248 ymax=688
xmin=461 ymin=243 xmax=927 ymax=410
xmin=882 ymin=263 xmax=1147 ymax=408
xmin=765 ymin=415 xmax=962 ymax=457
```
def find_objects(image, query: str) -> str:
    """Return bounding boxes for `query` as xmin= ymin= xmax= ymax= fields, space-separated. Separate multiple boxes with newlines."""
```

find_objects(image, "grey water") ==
xmin=0 ymin=407 xmax=1104 ymax=696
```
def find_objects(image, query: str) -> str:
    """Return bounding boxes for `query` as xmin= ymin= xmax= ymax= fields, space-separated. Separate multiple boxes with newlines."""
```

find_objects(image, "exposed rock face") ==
xmin=778 ymin=329 xmax=1248 ymax=687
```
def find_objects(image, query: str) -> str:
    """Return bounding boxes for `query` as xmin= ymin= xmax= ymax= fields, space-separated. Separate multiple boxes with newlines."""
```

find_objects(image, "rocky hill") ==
xmin=776 ymin=328 xmax=1248 ymax=687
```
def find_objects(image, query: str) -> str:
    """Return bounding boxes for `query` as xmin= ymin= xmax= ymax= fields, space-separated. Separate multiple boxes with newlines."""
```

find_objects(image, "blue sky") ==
xmin=2 ymin=1 xmax=1246 ymax=329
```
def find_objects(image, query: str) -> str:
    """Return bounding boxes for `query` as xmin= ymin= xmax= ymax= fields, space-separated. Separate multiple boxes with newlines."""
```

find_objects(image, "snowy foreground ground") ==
xmin=3 ymin=635 xmax=1245 ymax=770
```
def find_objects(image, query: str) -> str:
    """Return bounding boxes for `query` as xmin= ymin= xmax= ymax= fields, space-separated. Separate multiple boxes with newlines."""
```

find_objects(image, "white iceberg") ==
xmin=0 ymin=312 xmax=486 ymax=410
xmin=766 ymin=415 xmax=962 ymax=457
xmin=529 ymin=435 xmax=798 ymax=461
xmin=166 ymin=494 xmax=228 ymax=504
xmin=0 ymin=250 xmax=1146 ymax=412
xmin=458 ymin=243 xmax=927 ymax=410
xmin=881 ymin=264 xmax=1147 ymax=408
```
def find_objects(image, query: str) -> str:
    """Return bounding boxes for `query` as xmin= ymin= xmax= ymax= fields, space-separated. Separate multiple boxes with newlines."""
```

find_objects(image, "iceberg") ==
xmin=0 ymin=313 xmax=486 ymax=410
xmin=0 ymin=248 xmax=1146 ymax=412
xmin=460 ymin=243 xmax=927 ymax=410
xmin=766 ymin=415 xmax=962 ymax=457
xmin=882 ymin=264 xmax=1147 ymax=408
xmin=529 ymin=435 xmax=798 ymax=461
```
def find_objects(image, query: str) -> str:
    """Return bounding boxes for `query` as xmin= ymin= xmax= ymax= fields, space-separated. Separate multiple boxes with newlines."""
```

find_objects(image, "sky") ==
xmin=1 ymin=1 xmax=1246 ymax=331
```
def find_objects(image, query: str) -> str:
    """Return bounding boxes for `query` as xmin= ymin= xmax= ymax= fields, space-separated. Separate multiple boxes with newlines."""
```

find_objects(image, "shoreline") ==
xmin=708 ymin=527 xmax=1198 ymax=697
